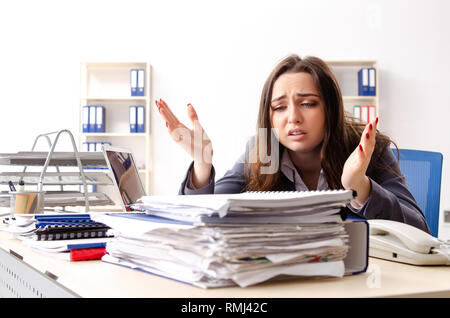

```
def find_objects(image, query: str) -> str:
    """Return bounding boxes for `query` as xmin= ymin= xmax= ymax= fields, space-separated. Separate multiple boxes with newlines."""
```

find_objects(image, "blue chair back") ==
xmin=391 ymin=148 xmax=443 ymax=237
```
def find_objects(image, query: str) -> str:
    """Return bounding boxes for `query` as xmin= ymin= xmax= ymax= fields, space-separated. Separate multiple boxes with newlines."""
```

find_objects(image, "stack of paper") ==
xmin=1 ymin=214 xmax=113 ymax=261
xmin=93 ymin=190 xmax=354 ymax=288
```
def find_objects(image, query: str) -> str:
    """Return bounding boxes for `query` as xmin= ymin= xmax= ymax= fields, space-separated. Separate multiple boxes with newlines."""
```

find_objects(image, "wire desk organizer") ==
xmin=0 ymin=129 xmax=114 ymax=213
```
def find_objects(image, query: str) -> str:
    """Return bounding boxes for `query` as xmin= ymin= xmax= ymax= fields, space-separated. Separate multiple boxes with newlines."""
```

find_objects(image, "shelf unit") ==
xmin=79 ymin=62 xmax=152 ymax=199
xmin=326 ymin=60 xmax=379 ymax=126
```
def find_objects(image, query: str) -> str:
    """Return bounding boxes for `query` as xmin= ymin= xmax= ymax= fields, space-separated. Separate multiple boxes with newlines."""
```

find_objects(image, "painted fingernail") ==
xmin=366 ymin=132 xmax=369 ymax=139
xmin=166 ymin=122 xmax=168 ymax=128
xmin=155 ymin=100 xmax=158 ymax=106
xmin=376 ymin=117 xmax=379 ymax=124
xmin=359 ymin=144 xmax=363 ymax=151
xmin=369 ymin=123 xmax=373 ymax=130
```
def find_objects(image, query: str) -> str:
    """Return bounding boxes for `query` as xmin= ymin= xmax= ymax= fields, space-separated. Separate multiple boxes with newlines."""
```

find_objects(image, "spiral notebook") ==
xmin=30 ymin=224 xmax=111 ymax=241
xmin=15 ymin=214 xmax=113 ymax=241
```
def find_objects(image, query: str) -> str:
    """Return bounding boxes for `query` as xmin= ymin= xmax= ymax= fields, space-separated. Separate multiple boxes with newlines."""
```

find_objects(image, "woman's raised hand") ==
xmin=155 ymin=99 xmax=213 ymax=188
xmin=341 ymin=117 xmax=379 ymax=206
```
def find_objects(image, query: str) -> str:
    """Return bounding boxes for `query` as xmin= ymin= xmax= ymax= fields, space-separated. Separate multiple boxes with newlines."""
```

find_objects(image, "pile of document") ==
xmin=1 ymin=214 xmax=114 ymax=261
xmin=92 ymin=190 xmax=354 ymax=288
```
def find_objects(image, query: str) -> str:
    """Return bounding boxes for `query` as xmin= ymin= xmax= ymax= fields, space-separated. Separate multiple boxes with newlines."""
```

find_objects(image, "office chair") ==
xmin=391 ymin=148 xmax=443 ymax=237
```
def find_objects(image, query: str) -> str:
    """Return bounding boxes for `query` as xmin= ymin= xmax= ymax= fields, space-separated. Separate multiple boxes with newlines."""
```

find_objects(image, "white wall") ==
xmin=0 ymin=0 xmax=449 ymax=222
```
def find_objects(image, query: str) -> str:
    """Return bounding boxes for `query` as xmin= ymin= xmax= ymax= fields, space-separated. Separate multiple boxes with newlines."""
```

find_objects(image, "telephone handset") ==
xmin=368 ymin=219 xmax=450 ymax=265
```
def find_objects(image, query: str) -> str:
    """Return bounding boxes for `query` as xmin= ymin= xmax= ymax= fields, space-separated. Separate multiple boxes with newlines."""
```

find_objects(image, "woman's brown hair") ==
xmin=245 ymin=54 xmax=397 ymax=191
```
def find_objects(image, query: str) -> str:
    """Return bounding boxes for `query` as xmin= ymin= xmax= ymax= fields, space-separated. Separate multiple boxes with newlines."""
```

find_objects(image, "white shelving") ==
xmin=82 ymin=97 xmax=148 ymax=101
xmin=79 ymin=62 xmax=152 ymax=197
xmin=326 ymin=60 xmax=379 ymax=125
xmin=82 ymin=133 xmax=147 ymax=137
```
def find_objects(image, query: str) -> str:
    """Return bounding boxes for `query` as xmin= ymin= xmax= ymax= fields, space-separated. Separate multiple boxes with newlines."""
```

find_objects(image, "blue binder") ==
xmin=137 ymin=69 xmax=145 ymax=96
xmin=82 ymin=106 xmax=90 ymax=133
xmin=87 ymin=142 xmax=95 ymax=152
xmin=368 ymin=68 xmax=376 ymax=96
xmin=95 ymin=105 xmax=105 ymax=133
xmin=82 ymin=142 xmax=89 ymax=152
xmin=88 ymin=106 xmax=97 ymax=132
xmin=358 ymin=68 xmax=369 ymax=96
xmin=130 ymin=69 xmax=138 ymax=96
xmin=137 ymin=105 xmax=145 ymax=133
xmin=129 ymin=105 xmax=137 ymax=133
xmin=96 ymin=142 xmax=104 ymax=152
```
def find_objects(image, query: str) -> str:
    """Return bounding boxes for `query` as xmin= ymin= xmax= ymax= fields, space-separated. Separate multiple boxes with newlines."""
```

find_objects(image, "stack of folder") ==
xmin=129 ymin=105 xmax=145 ymax=133
xmin=358 ymin=67 xmax=376 ymax=96
xmin=353 ymin=104 xmax=376 ymax=123
xmin=92 ymin=190 xmax=369 ymax=288
xmin=82 ymin=142 xmax=112 ymax=152
xmin=130 ymin=69 xmax=145 ymax=96
xmin=82 ymin=105 xmax=105 ymax=133
xmin=1 ymin=214 xmax=113 ymax=261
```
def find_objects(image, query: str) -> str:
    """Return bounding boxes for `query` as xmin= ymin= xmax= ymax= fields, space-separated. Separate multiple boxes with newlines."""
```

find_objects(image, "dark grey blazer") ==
xmin=179 ymin=142 xmax=430 ymax=233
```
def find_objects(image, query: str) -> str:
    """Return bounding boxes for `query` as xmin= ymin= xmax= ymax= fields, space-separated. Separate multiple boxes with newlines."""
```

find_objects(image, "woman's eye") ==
xmin=301 ymin=103 xmax=316 ymax=107
xmin=273 ymin=106 xmax=286 ymax=111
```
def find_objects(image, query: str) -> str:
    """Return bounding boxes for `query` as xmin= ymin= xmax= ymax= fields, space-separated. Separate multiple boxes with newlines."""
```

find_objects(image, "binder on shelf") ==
xmin=82 ymin=106 xmax=90 ymax=133
xmin=353 ymin=105 xmax=361 ymax=121
xmin=86 ymin=142 xmax=93 ymax=152
xmin=130 ymin=69 xmax=138 ymax=96
xmin=360 ymin=105 xmax=369 ymax=124
xmin=369 ymin=105 xmax=376 ymax=123
xmin=89 ymin=106 xmax=97 ymax=132
xmin=96 ymin=142 xmax=104 ymax=152
xmin=360 ymin=105 xmax=376 ymax=123
xmin=95 ymin=105 xmax=105 ymax=133
xmin=368 ymin=68 xmax=376 ymax=96
xmin=82 ymin=142 xmax=89 ymax=152
xmin=137 ymin=105 xmax=145 ymax=133
xmin=137 ymin=69 xmax=145 ymax=96
xmin=358 ymin=68 xmax=369 ymax=96
xmin=129 ymin=105 xmax=137 ymax=133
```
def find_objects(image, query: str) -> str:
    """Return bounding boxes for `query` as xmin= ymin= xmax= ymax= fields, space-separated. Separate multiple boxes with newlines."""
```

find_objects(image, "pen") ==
xmin=8 ymin=181 xmax=17 ymax=192
xmin=18 ymin=180 xmax=25 ymax=192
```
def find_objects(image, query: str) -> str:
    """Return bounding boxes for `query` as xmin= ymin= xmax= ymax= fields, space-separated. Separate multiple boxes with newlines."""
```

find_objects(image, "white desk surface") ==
xmin=1 ymin=230 xmax=449 ymax=298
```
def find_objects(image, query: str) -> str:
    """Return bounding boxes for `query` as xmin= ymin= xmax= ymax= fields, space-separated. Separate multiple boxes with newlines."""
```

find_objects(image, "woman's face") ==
xmin=270 ymin=72 xmax=326 ymax=154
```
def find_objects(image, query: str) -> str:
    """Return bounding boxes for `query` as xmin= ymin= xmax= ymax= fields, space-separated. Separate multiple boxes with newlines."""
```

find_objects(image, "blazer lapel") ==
xmin=273 ymin=173 xmax=296 ymax=191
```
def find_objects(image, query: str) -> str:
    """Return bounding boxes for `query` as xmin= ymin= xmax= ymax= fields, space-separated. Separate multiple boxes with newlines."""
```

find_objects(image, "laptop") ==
xmin=102 ymin=145 xmax=146 ymax=212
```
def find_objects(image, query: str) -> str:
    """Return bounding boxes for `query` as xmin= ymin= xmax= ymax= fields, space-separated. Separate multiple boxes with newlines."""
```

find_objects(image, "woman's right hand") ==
xmin=155 ymin=99 xmax=213 ymax=188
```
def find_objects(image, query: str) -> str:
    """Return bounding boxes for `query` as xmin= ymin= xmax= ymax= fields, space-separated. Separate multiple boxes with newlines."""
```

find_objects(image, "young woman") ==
xmin=155 ymin=54 xmax=430 ymax=233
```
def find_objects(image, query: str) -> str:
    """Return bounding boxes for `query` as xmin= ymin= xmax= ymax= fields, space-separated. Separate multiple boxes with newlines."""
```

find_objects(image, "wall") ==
xmin=0 ymin=0 xmax=449 ymax=228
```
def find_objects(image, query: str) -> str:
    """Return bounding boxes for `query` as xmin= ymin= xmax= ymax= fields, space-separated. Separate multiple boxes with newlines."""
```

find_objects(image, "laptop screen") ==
xmin=105 ymin=148 xmax=146 ymax=211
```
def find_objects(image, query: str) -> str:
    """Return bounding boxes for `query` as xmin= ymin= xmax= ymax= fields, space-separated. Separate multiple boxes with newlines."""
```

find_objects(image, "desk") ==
xmin=1 ymin=230 xmax=449 ymax=298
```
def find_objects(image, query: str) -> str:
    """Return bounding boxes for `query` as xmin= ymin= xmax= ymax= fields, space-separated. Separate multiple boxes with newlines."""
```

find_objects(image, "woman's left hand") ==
xmin=341 ymin=117 xmax=379 ymax=206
